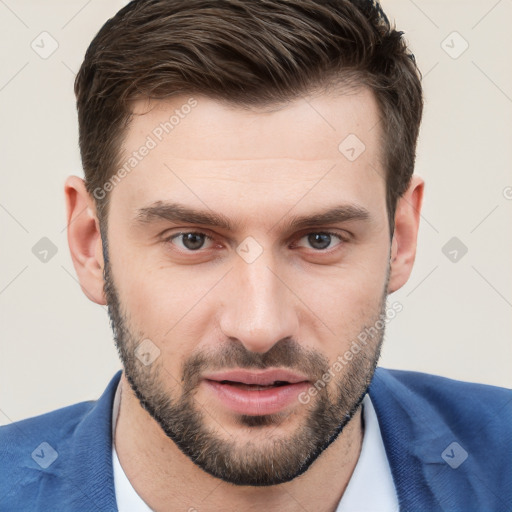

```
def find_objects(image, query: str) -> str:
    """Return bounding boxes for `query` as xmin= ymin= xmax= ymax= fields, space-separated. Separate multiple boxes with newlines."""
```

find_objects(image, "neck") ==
xmin=114 ymin=373 xmax=364 ymax=512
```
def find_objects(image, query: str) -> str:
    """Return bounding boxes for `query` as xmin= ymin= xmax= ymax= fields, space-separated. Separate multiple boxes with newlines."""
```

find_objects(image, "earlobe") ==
xmin=64 ymin=176 xmax=107 ymax=305
xmin=387 ymin=175 xmax=424 ymax=294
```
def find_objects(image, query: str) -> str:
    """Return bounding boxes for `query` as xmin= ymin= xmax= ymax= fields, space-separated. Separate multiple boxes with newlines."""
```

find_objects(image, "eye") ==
xmin=167 ymin=232 xmax=213 ymax=251
xmin=296 ymin=232 xmax=345 ymax=251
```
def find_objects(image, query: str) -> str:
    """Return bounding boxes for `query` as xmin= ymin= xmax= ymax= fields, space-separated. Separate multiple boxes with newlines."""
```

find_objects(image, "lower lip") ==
xmin=204 ymin=380 xmax=310 ymax=416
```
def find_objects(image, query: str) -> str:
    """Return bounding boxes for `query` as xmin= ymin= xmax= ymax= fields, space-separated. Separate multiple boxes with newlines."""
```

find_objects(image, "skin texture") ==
xmin=65 ymin=88 xmax=423 ymax=512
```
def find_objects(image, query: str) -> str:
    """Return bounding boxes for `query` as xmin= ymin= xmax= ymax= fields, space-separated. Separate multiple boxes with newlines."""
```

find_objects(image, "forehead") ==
xmin=110 ymin=88 xmax=386 ymax=227
xmin=127 ymin=88 xmax=381 ymax=160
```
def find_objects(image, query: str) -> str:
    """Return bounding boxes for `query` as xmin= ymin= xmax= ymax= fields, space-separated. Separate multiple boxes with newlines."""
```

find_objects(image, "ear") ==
xmin=388 ymin=175 xmax=424 ymax=293
xmin=64 ymin=176 xmax=106 ymax=305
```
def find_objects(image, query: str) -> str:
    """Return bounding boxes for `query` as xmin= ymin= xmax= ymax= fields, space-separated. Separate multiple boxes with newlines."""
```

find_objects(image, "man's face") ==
xmin=103 ymin=88 xmax=391 ymax=485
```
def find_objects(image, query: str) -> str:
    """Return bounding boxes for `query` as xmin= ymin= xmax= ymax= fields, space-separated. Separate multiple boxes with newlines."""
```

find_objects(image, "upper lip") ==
xmin=202 ymin=369 xmax=310 ymax=386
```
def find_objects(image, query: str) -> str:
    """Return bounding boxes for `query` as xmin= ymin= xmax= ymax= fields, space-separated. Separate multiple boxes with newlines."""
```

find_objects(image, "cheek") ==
xmin=120 ymin=271 xmax=186 ymax=330
xmin=298 ymin=255 xmax=388 ymax=350
xmin=114 ymin=258 xmax=223 ymax=350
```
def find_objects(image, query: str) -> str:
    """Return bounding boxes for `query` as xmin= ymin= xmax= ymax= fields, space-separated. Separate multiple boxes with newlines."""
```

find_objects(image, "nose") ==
xmin=219 ymin=254 xmax=299 ymax=354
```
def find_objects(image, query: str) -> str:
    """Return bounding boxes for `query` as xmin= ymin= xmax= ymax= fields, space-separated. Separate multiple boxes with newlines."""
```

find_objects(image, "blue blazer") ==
xmin=1 ymin=368 xmax=511 ymax=511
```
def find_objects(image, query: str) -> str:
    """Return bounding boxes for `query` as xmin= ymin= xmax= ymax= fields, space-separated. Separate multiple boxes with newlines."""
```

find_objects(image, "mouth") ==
xmin=216 ymin=380 xmax=292 ymax=391
xmin=203 ymin=368 xmax=309 ymax=386
xmin=202 ymin=369 xmax=311 ymax=416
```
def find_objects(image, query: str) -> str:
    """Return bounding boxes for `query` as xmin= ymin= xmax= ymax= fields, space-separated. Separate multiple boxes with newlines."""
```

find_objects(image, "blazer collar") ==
xmin=65 ymin=370 xmax=122 ymax=511
xmin=368 ymin=367 xmax=498 ymax=512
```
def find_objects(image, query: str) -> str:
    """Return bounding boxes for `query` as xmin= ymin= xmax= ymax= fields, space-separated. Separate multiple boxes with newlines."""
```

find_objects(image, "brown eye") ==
xmin=169 ymin=232 xmax=212 ymax=251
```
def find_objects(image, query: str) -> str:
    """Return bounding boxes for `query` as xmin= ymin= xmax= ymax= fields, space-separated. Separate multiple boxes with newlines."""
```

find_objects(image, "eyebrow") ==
xmin=135 ymin=202 xmax=235 ymax=230
xmin=134 ymin=201 xmax=371 ymax=232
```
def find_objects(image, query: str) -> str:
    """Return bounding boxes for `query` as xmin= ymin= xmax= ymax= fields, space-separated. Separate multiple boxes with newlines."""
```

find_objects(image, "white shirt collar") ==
xmin=112 ymin=384 xmax=398 ymax=512
xmin=112 ymin=382 xmax=153 ymax=512
xmin=335 ymin=394 xmax=399 ymax=512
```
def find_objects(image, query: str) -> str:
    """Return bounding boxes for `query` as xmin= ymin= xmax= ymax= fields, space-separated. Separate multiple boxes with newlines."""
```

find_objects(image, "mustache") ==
xmin=181 ymin=337 xmax=329 ymax=388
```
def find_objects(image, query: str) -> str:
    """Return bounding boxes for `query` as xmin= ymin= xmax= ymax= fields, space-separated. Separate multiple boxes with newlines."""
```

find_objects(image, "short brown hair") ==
xmin=75 ymin=0 xmax=422 ymax=234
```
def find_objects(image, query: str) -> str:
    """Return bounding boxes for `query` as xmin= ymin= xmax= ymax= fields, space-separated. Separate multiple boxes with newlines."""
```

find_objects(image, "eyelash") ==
xmin=163 ymin=230 xmax=348 ymax=253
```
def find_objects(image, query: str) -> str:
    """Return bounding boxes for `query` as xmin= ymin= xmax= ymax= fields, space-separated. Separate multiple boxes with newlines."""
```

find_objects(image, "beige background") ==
xmin=0 ymin=0 xmax=511 ymax=424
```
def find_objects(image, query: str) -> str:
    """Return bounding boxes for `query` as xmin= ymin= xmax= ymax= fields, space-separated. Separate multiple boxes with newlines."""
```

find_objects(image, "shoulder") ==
xmin=371 ymin=367 xmax=512 ymax=430
xmin=370 ymin=367 xmax=512 ymax=469
xmin=369 ymin=368 xmax=512 ymax=510
xmin=0 ymin=399 xmax=96 ymax=450
xmin=0 ymin=372 xmax=121 ymax=511
xmin=372 ymin=367 xmax=511 ymax=413
xmin=0 ymin=401 xmax=96 ymax=496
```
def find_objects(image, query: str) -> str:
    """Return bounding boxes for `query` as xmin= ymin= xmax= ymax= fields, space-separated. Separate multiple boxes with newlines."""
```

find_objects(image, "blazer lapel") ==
xmin=369 ymin=368 xmax=508 ymax=511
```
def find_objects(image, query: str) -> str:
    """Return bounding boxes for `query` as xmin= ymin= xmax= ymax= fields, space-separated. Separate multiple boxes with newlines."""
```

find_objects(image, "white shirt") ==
xmin=112 ymin=385 xmax=398 ymax=512
xmin=112 ymin=383 xmax=153 ymax=512
xmin=335 ymin=395 xmax=399 ymax=512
